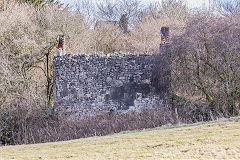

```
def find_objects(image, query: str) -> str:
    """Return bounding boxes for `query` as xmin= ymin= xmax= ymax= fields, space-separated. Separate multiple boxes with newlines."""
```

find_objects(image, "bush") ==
xmin=1 ymin=94 xmax=227 ymax=145
xmin=170 ymin=14 xmax=240 ymax=116
xmin=0 ymin=102 xmax=175 ymax=145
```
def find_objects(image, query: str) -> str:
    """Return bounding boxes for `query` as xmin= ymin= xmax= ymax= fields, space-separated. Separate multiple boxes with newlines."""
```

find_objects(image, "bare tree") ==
xmin=96 ymin=0 xmax=142 ymax=27
xmin=171 ymin=14 xmax=240 ymax=116
xmin=74 ymin=0 xmax=96 ymax=22
xmin=214 ymin=0 xmax=240 ymax=16
xmin=139 ymin=0 xmax=188 ymax=23
xmin=119 ymin=13 xmax=128 ymax=33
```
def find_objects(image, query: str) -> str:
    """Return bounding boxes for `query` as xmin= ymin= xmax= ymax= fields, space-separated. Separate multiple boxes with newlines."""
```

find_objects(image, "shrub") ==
xmin=170 ymin=14 xmax=240 ymax=116
xmin=0 ymin=102 xmax=175 ymax=145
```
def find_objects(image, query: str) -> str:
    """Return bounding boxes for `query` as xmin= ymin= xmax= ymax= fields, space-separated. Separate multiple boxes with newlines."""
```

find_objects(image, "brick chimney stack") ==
xmin=56 ymin=35 xmax=65 ymax=56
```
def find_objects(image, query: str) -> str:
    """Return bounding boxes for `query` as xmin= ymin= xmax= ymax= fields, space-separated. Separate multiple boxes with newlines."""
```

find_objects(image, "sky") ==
xmin=59 ymin=0 xmax=213 ymax=9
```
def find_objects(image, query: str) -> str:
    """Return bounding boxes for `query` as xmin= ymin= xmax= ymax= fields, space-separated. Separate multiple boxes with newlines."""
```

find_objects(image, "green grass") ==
xmin=1 ymin=121 xmax=240 ymax=159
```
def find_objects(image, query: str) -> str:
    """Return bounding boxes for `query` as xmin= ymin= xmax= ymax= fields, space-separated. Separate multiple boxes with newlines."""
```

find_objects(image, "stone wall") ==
xmin=53 ymin=52 xmax=165 ymax=119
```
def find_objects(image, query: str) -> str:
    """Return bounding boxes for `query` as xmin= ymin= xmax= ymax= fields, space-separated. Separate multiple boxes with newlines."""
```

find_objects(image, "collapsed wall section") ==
xmin=53 ymin=53 xmax=163 ymax=118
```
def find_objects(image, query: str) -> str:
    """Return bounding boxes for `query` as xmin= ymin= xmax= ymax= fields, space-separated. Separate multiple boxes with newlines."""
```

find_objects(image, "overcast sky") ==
xmin=59 ymin=0 xmax=213 ymax=9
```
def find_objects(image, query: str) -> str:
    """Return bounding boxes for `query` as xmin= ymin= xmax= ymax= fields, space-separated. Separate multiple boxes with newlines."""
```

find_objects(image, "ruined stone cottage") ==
xmin=53 ymin=28 xmax=170 ymax=119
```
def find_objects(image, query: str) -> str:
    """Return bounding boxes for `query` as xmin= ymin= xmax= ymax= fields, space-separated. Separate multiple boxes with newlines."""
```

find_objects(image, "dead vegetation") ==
xmin=1 ymin=121 xmax=240 ymax=159
xmin=0 ymin=0 xmax=239 ymax=145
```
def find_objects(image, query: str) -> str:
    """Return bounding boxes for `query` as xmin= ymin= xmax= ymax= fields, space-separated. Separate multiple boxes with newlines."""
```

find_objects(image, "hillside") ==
xmin=1 ymin=120 xmax=240 ymax=160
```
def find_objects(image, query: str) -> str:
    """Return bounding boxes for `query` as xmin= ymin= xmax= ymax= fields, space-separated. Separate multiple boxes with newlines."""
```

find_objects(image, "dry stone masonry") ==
xmin=53 ymin=52 xmax=166 ymax=119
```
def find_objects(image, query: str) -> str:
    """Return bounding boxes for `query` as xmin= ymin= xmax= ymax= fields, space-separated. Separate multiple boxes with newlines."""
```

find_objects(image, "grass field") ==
xmin=1 ymin=121 xmax=240 ymax=160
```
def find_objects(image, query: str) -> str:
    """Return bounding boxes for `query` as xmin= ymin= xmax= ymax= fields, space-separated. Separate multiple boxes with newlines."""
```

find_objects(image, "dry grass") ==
xmin=1 ymin=121 xmax=240 ymax=159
